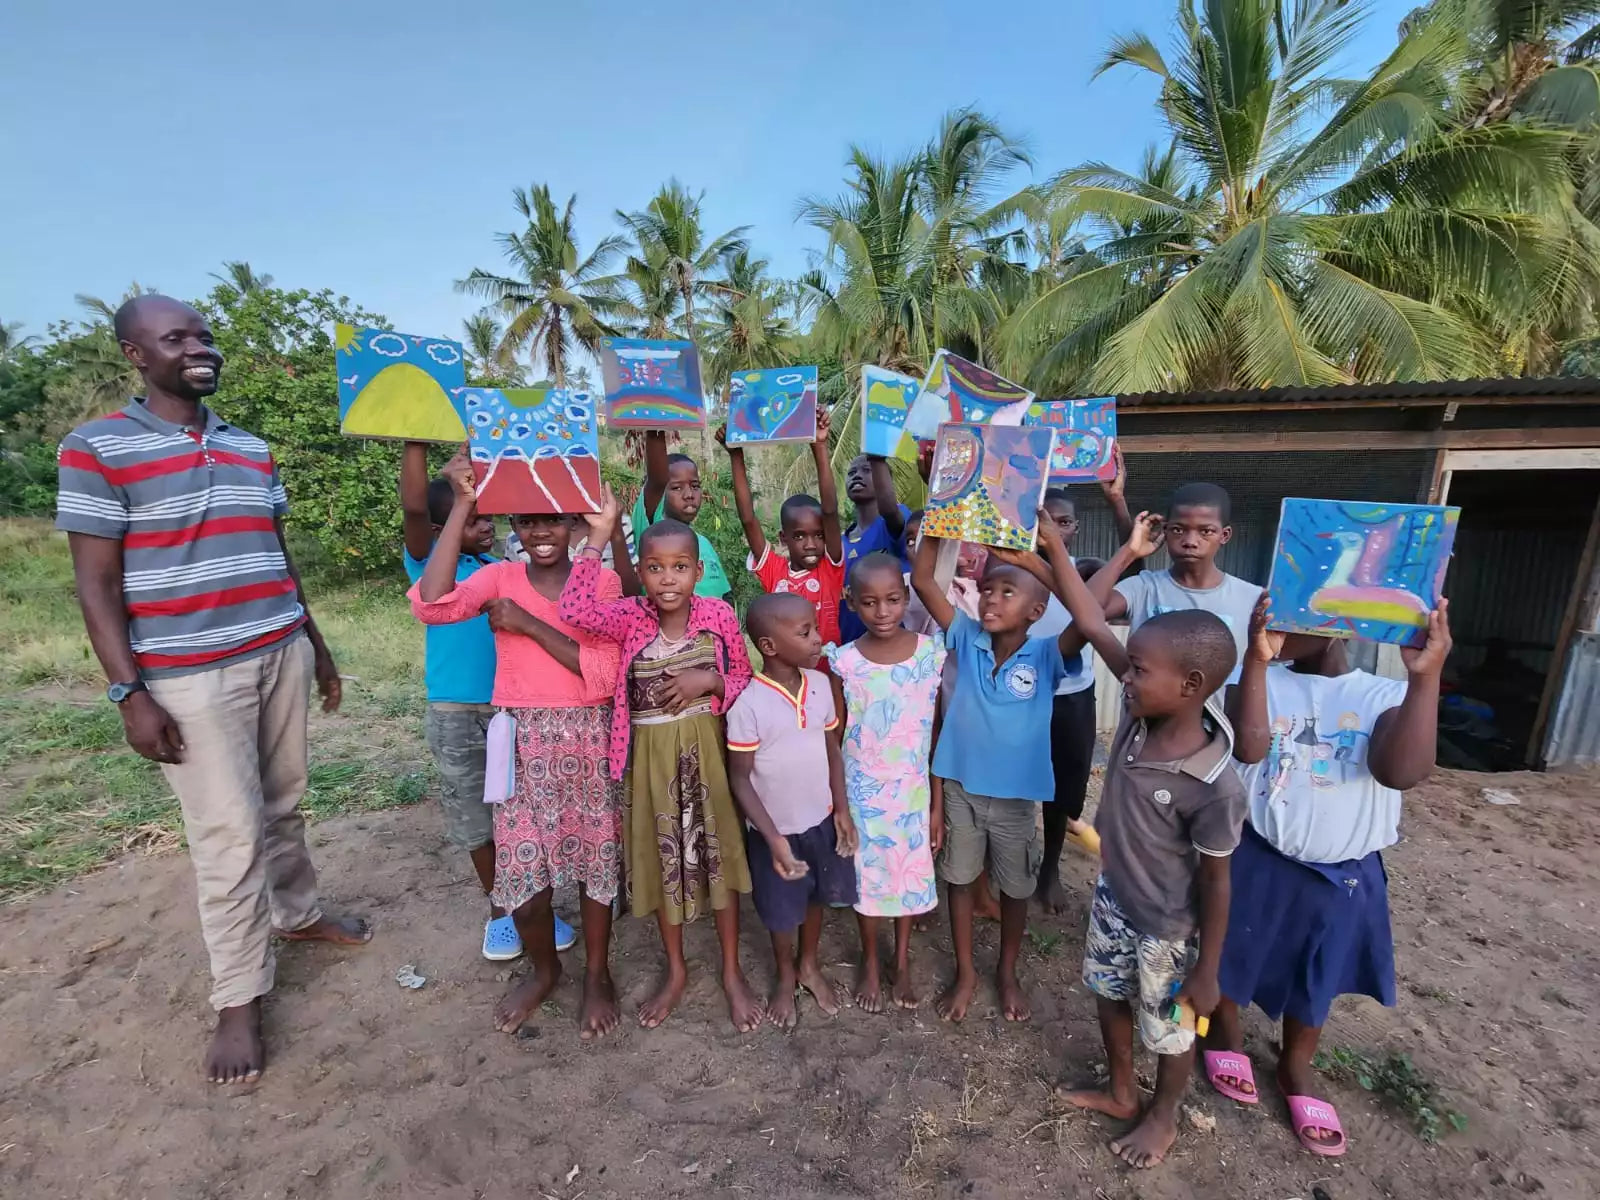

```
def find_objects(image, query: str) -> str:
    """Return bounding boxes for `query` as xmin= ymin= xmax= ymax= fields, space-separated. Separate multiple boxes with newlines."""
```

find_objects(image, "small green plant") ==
xmin=1026 ymin=928 xmax=1063 ymax=957
xmin=1314 ymin=1045 xmax=1466 ymax=1143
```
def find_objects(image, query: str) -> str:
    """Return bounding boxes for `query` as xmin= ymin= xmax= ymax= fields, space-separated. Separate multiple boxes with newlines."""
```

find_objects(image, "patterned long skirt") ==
xmin=622 ymin=711 xmax=750 ymax=924
xmin=492 ymin=704 xmax=621 ymax=911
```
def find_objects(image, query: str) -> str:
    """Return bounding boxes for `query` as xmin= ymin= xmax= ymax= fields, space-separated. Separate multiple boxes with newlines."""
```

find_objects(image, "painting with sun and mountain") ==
xmin=922 ymin=423 xmax=1055 ymax=552
xmin=859 ymin=366 xmax=921 ymax=461
xmin=1266 ymin=498 xmax=1459 ymax=646
xmin=461 ymin=388 xmax=602 ymax=515
xmin=598 ymin=337 xmax=705 ymax=430
xmin=903 ymin=349 xmax=1034 ymax=440
xmin=336 ymin=324 xmax=467 ymax=442
xmin=726 ymin=366 xmax=818 ymax=446
xmin=1024 ymin=397 xmax=1118 ymax=483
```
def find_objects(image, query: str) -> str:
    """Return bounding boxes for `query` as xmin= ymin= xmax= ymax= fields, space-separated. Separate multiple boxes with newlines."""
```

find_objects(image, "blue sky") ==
xmin=2 ymin=0 xmax=1413 ymax=343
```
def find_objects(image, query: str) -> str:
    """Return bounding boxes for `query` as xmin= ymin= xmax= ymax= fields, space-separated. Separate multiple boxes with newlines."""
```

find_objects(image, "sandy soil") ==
xmin=2 ymin=766 xmax=1597 ymax=1200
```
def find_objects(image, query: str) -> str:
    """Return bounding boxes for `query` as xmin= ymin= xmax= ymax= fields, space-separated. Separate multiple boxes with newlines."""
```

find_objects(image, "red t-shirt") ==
xmin=748 ymin=544 xmax=846 ymax=647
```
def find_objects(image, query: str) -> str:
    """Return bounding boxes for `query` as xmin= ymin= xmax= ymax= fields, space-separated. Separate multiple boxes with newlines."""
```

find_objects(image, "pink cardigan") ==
xmin=559 ymin=552 xmax=752 ymax=778
xmin=408 ymin=560 xmax=621 ymax=709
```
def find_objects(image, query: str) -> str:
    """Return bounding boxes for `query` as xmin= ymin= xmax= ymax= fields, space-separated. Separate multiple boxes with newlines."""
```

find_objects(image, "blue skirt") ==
xmin=1218 ymin=823 xmax=1396 ymax=1028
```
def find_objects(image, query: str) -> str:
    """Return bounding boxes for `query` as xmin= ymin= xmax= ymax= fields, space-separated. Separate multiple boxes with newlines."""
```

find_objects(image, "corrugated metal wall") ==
xmin=1544 ymin=631 xmax=1600 ymax=769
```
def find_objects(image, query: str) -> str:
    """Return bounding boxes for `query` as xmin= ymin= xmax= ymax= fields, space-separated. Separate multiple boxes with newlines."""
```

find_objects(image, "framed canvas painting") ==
xmin=461 ymin=387 xmax=602 ymax=515
xmin=1024 ymin=398 xmax=1118 ymax=483
xmin=859 ymin=365 xmax=921 ymax=461
xmin=921 ymin=422 xmax=1055 ymax=551
xmin=598 ymin=337 xmax=705 ymax=430
xmin=903 ymin=349 xmax=1033 ymax=440
xmin=726 ymin=366 xmax=818 ymax=446
xmin=1265 ymin=498 xmax=1459 ymax=645
xmin=336 ymin=324 xmax=467 ymax=442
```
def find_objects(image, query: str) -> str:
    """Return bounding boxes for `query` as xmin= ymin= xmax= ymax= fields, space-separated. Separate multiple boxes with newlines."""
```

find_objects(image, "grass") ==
xmin=0 ymin=518 xmax=435 ymax=902
xmin=1314 ymin=1045 xmax=1468 ymax=1144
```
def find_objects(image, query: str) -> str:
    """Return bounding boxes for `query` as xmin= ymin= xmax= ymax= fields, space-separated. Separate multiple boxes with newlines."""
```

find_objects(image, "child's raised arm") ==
xmin=910 ymin=528 xmax=955 ymax=632
xmin=415 ymin=462 xmax=481 ymax=604
xmin=1039 ymin=510 xmax=1131 ymax=677
xmin=1228 ymin=591 xmax=1282 ymax=765
xmin=1099 ymin=444 xmax=1136 ymax=544
xmin=608 ymin=519 xmax=641 ymax=597
xmin=640 ymin=429 xmax=670 ymax=521
xmin=1088 ymin=510 xmax=1164 ymax=622
xmin=558 ymin=485 xmax=637 ymax=638
xmin=1369 ymin=600 xmax=1450 ymax=791
xmin=815 ymin=406 xmax=843 ymax=564
xmin=716 ymin=423 xmax=767 ymax=561
xmin=869 ymin=453 xmax=904 ymax=540
xmin=400 ymin=441 xmax=438 ymax=563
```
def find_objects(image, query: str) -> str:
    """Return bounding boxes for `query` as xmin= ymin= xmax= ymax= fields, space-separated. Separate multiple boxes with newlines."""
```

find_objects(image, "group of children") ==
xmin=401 ymin=411 xmax=1450 ymax=1169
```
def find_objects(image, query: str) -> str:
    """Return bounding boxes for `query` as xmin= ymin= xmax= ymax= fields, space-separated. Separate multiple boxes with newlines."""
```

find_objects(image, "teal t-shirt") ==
xmin=403 ymin=549 xmax=498 ymax=704
xmin=631 ymin=492 xmax=730 ymax=599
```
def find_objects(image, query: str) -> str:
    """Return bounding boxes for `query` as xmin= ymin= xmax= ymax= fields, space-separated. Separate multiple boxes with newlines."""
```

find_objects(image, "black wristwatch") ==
xmin=107 ymin=679 xmax=148 ymax=704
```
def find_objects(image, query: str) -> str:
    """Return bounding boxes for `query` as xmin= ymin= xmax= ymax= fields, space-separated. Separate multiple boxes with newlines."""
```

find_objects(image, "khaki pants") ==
xmin=147 ymin=634 xmax=322 ymax=1011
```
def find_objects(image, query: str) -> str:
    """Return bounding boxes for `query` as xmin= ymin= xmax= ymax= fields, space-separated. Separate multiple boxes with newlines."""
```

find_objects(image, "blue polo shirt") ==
xmin=839 ymin=504 xmax=912 ymax=642
xmin=403 ymin=550 xmax=498 ymax=705
xmin=932 ymin=611 xmax=1067 ymax=803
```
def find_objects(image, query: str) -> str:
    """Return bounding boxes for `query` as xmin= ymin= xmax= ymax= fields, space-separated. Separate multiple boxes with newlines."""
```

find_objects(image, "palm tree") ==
xmin=703 ymin=251 xmax=797 ymax=381
xmin=610 ymin=237 xmax=682 ymax=338
xmin=48 ymin=285 xmax=156 ymax=420
xmin=0 ymin=320 xmax=38 ymax=362
xmin=1013 ymin=0 xmax=1595 ymax=392
xmin=616 ymin=181 xmax=750 ymax=345
xmin=461 ymin=312 xmax=527 ymax=385
xmin=209 ymin=261 xmax=275 ymax=294
xmin=457 ymin=184 xmax=625 ymax=386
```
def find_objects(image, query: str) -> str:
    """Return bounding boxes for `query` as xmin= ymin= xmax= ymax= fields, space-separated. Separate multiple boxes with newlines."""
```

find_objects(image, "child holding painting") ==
xmin=559 ymin=485 xmax=764 ymax=1033
xmin=632 ymin=431 xmax=731 ymax=601
xmin=408 ymin=465 xmax=623 ymax=1040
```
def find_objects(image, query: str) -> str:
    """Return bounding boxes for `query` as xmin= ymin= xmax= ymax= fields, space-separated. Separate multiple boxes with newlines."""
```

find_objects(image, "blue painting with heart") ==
xmin=726 ymin=366 xmax=819 ymax=446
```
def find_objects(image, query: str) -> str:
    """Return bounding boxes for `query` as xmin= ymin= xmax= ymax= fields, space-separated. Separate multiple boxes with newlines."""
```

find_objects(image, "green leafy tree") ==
xmin=616 ymin=180 xmax=750 ymax=346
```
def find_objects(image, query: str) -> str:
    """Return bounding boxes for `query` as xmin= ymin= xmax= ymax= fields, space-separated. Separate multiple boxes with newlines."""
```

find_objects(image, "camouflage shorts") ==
xmin=1082 ymin=875 xmax=1199 ymax=1055
xmin=423 ymin=703 xmax=494 ymax=850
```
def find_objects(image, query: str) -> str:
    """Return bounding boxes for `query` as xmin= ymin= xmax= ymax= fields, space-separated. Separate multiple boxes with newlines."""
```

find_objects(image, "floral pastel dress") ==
xmin=825 ymin=633 xmax=946 ymax=916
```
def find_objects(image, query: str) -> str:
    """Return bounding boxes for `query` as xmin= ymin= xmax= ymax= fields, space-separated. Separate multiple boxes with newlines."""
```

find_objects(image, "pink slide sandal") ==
xmin=1286 ymin=1095 xmax=1347 ymax=1156
xmin=1204 ymin=1050 xmax=1260 ymax=1104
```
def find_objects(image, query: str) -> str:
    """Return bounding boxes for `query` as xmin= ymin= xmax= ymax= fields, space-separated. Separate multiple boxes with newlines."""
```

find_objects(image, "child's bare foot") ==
xmin=276 ymin=914 xmax=372 ymax=944
xmin=723 ymin=968 xmax=765 ymax=1033
xmin=637 ymin=965 xmax=687 ymax=1029
xmin=798 ymin=962 xmax=847 ymax=1016
xmin=997 ymin=970 xmax=1031 ymax=1021
xmin=494 ymin=962 xmax=562 ymax=1033
xmin=912 ymin=913 xmax=935 ymax=932
xmin=935 ymin=969 xmax=978 ymax=1022
xmin=1037 ymin=873 xmax=1069 ymax=915
xmin=1057 ymin=1084 xmax=1141 ymax=1121
xmin=890 ymin=964 xmax=920 ymax=1009
xmin=767 ymin=981 xmax=799 ymax=1030
xmin=854 ymin=956 xmax=886 ymax=1013
xmin=205 ymin=1000 xmax=263 ymax=1084
xmin=578 ymin=970 xmax=620 ymax=1042
xmin=1110 ymin=1106 xmax=1179 ymax=1168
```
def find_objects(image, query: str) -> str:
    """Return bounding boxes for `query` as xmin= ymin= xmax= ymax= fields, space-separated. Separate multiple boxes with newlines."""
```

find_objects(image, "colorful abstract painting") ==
xmin=922 ymin=423 xmax=1055 ymax=551
xmin=598 ymin=337 xmax=705 ymax=430
xmin=904 ymin=349 xmax=1034 ymax=440
xmin=859 ymin=366 xmax=921 ymax=461
xmin=461 ymin=387 xmax=602 ymax=515
xmin=726 ymin=366 xmax=818 ymax=446
xmin=336 ymin=324 xmax=467 ymax=442
xmin=1266 ymin=498 xmax=1459 ymax=645
xmin=1024 ymin=397 xmax=1118 ymax=483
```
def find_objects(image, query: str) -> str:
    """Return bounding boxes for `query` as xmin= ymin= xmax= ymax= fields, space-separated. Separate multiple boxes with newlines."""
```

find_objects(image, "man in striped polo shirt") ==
xmin=57 ymin=294 xmax=371 ymax=1085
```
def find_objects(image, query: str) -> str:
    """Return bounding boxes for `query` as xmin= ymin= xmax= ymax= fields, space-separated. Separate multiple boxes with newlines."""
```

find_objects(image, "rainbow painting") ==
xmin=922 ymin=423 xmax=1055 ymax=551
xmin=726 ymin=366 xmax=818 ymax=446
xmin=860 ymin=365 xmax=921 ymax=461
xmin=598 ymin=337 xmax=705 ymax=430
xmin=462 ymin=387 xmax=602 ymax=515
xmin=1266 ymin=498 xmax=1459 ymax=645
xmin=904 ymin=349 xmax=1034 ymax=440
xmin=336 ymin=324 xmax=467 ymax=442
xmin=1024 ymin=398 xmax=1118 ymax=483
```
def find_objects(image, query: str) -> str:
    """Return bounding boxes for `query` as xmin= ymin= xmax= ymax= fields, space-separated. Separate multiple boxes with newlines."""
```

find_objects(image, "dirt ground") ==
xmin=2 ymin=765 xmax=1598 ymax=1200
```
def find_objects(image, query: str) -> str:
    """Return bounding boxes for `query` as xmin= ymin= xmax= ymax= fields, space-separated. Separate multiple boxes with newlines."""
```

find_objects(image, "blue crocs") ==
xmin=554 ymin=912 xmax=577 ymax=952
xmin=482 ymin=915 xmax=522 ymax=961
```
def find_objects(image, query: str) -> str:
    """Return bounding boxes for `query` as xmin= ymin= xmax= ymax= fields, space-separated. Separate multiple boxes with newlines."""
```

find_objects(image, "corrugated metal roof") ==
xmin=1111 ymin=376 xmax=1600 ymax=409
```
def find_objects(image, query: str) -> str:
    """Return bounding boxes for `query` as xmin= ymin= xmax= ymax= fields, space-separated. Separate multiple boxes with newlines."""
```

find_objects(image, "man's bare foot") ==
xmin=797 ymin=962 xmax=847 ymax=1016
xmin=723 ymin=968 xmax=765 ymax=1033
xmin=637 ymin=966 xmax=687 ymax=1029
xmin=206 ymin=1000 xmax=263 ymax=1084
xmin=1057 ymin=1084 xmax=1141 ymax=1121
xmin=854 ymin=957 xmax=885 ymax=1014
xmin=890 ymin=964 xmax=920 ymax=1009
xmin=997 ymin=971 xmax=1031 ymax=1021
xmin=578 ymin=971 xmax=620 ymax=1042
xmin=767 ymin=979 xmax=799 ymax=1030
xmin=935 ymin=970 xmax=978 ymax=1022
xmin=1110 ymin=1106 xmax=1179 ymax=1168
xmin=973 ymin=890 xmax=1001 ymax=922
xmin=276 ymin=914 xmax=372 ymax=945
xmin=494 ymin=962 xmax=562 ymax=1033
xmin=1037 ymin=873 xmax=1069 ymax=915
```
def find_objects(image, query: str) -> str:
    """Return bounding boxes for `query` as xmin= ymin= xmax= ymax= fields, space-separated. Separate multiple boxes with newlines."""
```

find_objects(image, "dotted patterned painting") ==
xmin=922 ymin=423 xmax=1056 ymax=551
xmin=462 ymin=387 xmax=601 ymax=515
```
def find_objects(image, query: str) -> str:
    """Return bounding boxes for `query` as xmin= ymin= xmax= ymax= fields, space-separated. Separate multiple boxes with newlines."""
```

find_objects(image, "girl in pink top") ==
xmin=559 ymin=486 xmax=763 ymax=1034
xmin=410 ymin=468 xmax=622 ymax=1043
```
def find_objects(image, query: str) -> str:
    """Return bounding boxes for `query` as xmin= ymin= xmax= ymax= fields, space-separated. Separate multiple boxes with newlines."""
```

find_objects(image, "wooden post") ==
xmin=1528 ymin=491 xmax=1600 ymax=766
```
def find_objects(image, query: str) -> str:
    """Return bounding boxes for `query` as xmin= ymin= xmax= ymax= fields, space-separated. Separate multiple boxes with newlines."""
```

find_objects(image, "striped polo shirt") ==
xmin=55 ymin=398 xmax=306 ymax=679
